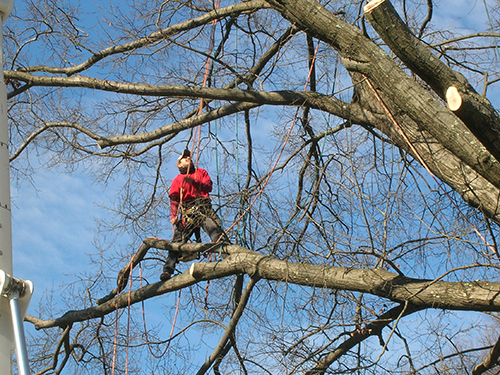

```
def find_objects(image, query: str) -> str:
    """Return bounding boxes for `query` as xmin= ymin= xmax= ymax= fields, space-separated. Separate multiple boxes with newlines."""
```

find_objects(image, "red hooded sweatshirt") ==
xmin=169 ymin=168 xmax=212 ymax=220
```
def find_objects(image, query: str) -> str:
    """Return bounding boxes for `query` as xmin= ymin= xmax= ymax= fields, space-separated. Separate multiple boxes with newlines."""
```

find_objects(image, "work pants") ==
xmin=163 ymin=199 xmax=228 ymax=274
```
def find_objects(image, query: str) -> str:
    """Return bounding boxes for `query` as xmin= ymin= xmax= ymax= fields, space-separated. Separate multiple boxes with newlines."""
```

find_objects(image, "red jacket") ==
xmin=169 ymin=168 xmax=212 ymax=219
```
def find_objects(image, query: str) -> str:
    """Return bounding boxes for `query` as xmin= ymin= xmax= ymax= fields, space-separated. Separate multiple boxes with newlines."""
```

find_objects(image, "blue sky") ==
xmin=11 ymin=168 xmax=103 ymax=296
xmin=8 ymin=0 xmax=500 ymax=315
xmin=5 ymin=1 xmax=500 ymax=372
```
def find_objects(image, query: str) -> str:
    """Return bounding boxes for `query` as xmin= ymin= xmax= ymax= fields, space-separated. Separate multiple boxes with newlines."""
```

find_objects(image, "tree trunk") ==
xmin=364 ymin=0 xmax=500 ymax=164
xmin=266 ymin=0 xmax=500 ymax=221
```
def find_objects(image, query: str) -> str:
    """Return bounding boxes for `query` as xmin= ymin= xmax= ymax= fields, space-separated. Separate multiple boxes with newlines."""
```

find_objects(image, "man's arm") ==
xmin=169 ymin=176 xmax=181 ymax=223
xmin=170 ymin=200 xmax=179 ymax=224
xmin=185 ymin=169 xmax=212 ymax=193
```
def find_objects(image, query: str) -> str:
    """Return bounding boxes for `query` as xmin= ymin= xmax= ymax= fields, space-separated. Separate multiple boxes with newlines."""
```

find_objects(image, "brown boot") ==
xmin=160 ymin=271 xmax=171 ymax=281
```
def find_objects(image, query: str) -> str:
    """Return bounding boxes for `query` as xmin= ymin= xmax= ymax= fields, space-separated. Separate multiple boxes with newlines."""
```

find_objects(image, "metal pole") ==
xmin=9 ymin=293 xmax=30 ymax=375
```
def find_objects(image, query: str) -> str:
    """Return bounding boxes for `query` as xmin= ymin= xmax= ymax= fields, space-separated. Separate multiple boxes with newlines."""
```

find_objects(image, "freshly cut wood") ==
xmin=189 ymin=263 xmax=196 ymax=277
xmin=364 ymin=0 xmax=385 ymax=13
xmin=446 ymin=86 xmax=462 ymax=111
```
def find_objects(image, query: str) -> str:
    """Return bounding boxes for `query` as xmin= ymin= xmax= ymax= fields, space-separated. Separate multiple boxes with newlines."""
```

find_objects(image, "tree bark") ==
xmin=364 ymin=0 xmax=500 ymax=164
xmin=27 ymin=244 xmax=500 ymax=330
xmin=266 ymin=0 xmax=500 ymax=191
xmin=352 ymin=73 xmax=500 ymax=224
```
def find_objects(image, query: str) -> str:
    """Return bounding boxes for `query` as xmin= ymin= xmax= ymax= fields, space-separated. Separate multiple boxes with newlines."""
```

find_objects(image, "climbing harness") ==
xmin=180 ymin=198 xmax=219 ymax=227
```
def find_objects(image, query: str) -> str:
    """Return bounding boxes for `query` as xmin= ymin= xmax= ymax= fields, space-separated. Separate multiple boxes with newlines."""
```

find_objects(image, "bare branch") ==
xmin=195 ymin=276 xmax=259 ymax=375
xmin=472 ymin=335 xmax=500 ymax=375
xmin=18 ymin=0 xmax=271 ymax=76
xmin=305 ymin=303 xmax=421 ymax=375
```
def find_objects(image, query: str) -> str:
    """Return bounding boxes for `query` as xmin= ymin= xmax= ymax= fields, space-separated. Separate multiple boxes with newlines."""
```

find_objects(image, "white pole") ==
xmin=0 ymin=1 xmax=17 ymax=374
xmin=10 ymin=291 xmax=30 ymax=375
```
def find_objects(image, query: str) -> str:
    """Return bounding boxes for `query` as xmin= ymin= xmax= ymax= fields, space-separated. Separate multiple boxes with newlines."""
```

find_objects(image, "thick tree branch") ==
xmin=96 ymin=239 xmax=229 ymax=305
xmin=4 ymin=71 xmax=369 ymax=147
xmin=24 ymin=243 xmax=500 ymax=331
xmin=3 ymin=70 xmax=354 ymax=112
xmin=266 ymin=0 xmax=500 ymax=191
xmin=353 ymin=76 xmax=500 ymax=224
xmin=364 ymin=0 xmax=500 ymax=163
xmin=472 ymin=335 xmax=500 ymax=375
xmin=97 ymin=101 xmax=260 ymax=148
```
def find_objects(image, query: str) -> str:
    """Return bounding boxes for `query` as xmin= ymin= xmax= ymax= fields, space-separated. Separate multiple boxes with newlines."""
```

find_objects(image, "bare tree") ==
xmin=6 ymin=0 xmax=500 ymax=373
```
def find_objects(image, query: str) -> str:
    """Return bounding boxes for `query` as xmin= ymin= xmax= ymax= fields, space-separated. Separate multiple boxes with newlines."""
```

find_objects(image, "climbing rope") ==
xmin=111 ymin=257 xmax=134 ymax=375
xmin=217 ymin=42 xmax=321 ymax=242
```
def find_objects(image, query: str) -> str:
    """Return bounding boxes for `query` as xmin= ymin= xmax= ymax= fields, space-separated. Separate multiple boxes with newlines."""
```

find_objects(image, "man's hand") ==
xmin=184 ymin=176 xmax=200 ymax=189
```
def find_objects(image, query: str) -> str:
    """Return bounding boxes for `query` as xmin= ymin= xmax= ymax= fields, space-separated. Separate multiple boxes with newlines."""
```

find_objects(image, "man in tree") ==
xmin=10 ymin=1 xmax=500 ymax=373
xmin=160 ymin=149 xmax=228 ymax=281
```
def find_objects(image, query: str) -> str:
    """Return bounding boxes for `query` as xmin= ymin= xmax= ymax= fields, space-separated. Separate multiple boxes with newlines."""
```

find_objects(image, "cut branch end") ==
xmin=364 ymin=0 xmax=385 ymax=13
xmin=446 ymin=86 xmax=462 ymax=111
xmin=189 ymin=263 xmax=196 ymax=277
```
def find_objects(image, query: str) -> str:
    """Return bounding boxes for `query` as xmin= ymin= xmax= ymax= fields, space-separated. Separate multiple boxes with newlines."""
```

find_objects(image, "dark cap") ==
xmin=177 ymin=149 xmax=191 ymax=162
